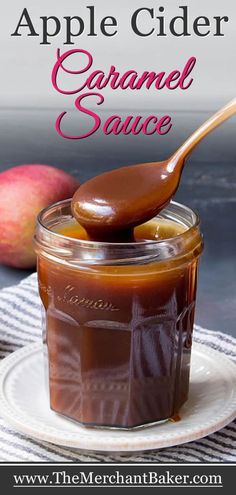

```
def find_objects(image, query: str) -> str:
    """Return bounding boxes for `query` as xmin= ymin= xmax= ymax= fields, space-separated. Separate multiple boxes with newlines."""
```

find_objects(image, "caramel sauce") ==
xmin=169 ymin=414 xmax=181 ymax=423
xmin=38 ymin=217 xmax=201 ymax=428
xmin=71 ymin=161 xmax=182 ymax=242
xmin=56 ymin=217 xmax=186 ymax=241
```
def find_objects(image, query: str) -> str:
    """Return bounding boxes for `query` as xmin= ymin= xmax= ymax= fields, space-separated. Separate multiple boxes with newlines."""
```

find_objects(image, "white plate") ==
xmin=0 ymin=342 xmax=236 ymax=453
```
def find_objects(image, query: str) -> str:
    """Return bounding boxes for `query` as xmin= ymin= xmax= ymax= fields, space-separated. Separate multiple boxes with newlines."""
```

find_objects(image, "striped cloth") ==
xmin=0 ymin=273 xmax=235 ymax=462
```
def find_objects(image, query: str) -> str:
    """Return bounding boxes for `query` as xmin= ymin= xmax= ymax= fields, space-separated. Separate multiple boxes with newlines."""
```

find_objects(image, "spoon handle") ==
xmin=172 ymin=97 xmax=236 ymax=163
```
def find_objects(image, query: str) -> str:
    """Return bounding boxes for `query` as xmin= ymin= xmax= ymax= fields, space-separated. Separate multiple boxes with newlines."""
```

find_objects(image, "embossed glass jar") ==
xmin=34 ymin=199 xmax=203 ymax=429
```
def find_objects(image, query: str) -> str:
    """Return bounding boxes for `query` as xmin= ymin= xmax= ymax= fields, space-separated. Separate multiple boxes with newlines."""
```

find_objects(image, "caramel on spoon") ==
xmin=72 ymin=98 xmax=236 ymax=241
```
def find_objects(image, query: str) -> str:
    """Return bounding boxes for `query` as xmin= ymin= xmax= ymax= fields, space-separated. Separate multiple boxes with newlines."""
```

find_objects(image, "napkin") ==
xmin=0 ymin=273 xmax=235 ymax=462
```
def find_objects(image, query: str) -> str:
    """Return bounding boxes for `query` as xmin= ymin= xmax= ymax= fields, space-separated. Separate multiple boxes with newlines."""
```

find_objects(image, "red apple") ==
xmin=0 ymin=164 xmax=79 ymax=268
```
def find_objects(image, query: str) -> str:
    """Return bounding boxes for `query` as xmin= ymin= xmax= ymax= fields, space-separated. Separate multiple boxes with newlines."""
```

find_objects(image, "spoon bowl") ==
xmin=72 ymin=159 xmax=183 ymax=240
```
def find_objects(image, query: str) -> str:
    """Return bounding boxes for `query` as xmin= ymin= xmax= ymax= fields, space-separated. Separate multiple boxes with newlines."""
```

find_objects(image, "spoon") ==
xmin=72 ymin=98 xmax=236 ymax=242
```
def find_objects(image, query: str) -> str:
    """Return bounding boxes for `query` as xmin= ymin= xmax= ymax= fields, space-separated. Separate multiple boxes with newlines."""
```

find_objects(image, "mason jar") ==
xmin=34 ymin=199 xmax=203 ymax=429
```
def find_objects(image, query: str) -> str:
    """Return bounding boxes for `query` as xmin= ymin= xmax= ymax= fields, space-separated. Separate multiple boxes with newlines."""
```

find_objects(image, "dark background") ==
xmin=0 ymin=108 xmax=235 ymax=336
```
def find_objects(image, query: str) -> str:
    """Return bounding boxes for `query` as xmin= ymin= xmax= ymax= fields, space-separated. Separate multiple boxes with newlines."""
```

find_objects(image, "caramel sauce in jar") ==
xmin=35 ymin=200 xmax=203 ymax=429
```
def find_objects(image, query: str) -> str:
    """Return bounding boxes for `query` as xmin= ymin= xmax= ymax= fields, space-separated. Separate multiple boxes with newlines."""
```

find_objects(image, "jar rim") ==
xmin=36 ymin=198 xmax=200 ymax=248
xmin=35 ymin=199 xmax=202 ymax=266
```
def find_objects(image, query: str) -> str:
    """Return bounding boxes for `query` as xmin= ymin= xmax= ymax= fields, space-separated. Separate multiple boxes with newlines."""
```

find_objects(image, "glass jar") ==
xmin=34 ymin=199 xmax=203 ymax=429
